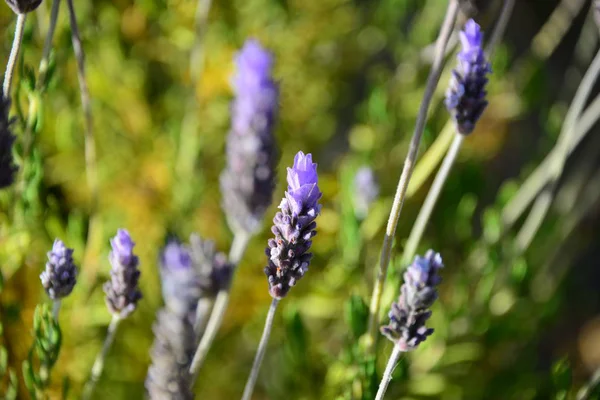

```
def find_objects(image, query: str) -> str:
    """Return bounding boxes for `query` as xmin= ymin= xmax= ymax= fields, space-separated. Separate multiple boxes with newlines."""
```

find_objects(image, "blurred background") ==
xmin=1 ymin=0 xmax=600 ymax=398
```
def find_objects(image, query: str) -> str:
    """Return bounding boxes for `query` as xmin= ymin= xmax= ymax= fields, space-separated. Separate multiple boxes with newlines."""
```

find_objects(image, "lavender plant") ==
xmin=146 ymin=241 xmax=200 ymax=399
xmin=353 ymin=166 xmax=379 ymax=220
xmin=402 ymin=18 xmax=490 ymax=266
xmin=241 ymin=150 xmax=321 ymax=400
xmin=189 ymin=38 xmax=278 ymax=375
xmin=82 ymin=229 xmax=141 ymax=400
xmin=376 ymin=250 xmax=443 ymax=400
xmin=39 ymin=239 xmax=78 ymax=312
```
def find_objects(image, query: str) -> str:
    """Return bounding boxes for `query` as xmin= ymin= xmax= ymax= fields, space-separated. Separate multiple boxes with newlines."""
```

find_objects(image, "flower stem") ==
xmin=3 ymin=13 xmax=26 ymax=97
xmin=375 ymin=344 xmax=403 ymax=400
xmin=188 ymin=232 xmax=250 ymax=384
xmin=365 ymin=0 xmax=458 ymax=352
xmin=38 ymin=0 xmax=61 ymax=90
xmin=241 ymin=298 xmax=279 ymax=400
xmin=52 ymin=300 xmax=61 ymax=321
xmin=401 ymin=133 xmax=464 ymax=266
xmin=82 ymin=315 xmax=121 ymax=400
xmin=514 ymin=48 xmax=600 ymax=253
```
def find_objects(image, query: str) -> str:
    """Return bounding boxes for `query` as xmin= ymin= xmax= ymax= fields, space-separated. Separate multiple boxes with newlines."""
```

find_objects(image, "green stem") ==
xmin=374 ymin=344 xmax=402 ymax=400
xmin=514 ymin=48 xmax=600 ymax=253
xmin=365 ymin=0 xmax=459 ymax=353
xmin=3 ymin=13 xmax=26 ymax=97
xmin=52 ymin=300 xmax=61 ymax=321
xmin=241 ymin=299 xmax=279 ymax=400
xmin=188 ymin=232 xmax=250 ymax=385
xmin=81 ymin=315 xmax=121 ymax=400
xmin=401 ymin=132 xmax=464 ymax=266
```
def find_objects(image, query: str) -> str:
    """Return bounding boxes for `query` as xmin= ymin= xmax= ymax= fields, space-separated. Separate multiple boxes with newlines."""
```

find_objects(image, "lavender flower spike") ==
xmin=103 ymin=229 xmax=142 ymax=319
xmin=265 ymin=151 xmax=322 ymax=299
xmin=220 ymin=39 xmax=279 ymax=235
xmin=5 ymin=0 xmax=43 ymax=14
xmin=445 ymin=19 xmax=491 ymax=135
xmin=40 ymin=239 xmax=78 ymax=300
xmin=354 ymin=166 xmax=379 ymax=219
xmin=0 ymin=91 xmax=16 ymax=189
xmin=380 ymin=250 xmax=443 ymax=351
xmin=146 ymin=241 xmax=200 ymax=400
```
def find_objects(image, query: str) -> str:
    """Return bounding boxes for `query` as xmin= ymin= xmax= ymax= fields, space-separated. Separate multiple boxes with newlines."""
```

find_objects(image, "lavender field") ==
xmin=1 ymin=0 xmax=600 ymax=399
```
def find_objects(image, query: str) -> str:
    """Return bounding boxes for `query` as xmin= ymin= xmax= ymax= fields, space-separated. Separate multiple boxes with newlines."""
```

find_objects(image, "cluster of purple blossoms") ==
xmin=40 ymin=240 xmax=78 ymax=300
xmin=0 ymin=90 xmax=16 ymax=189
xmin=220 ymin=39 xmax=279 ymax=235
xmin=103 ymin=230 xmax=142 ymax=319
xmin=381 ymin=250 xmax=443 ymax=351
xmin=445 ymin=19 xmax=491 ymax=135
xmin=189 ymin=233 xmax=233 ymax=296
xmin=265 ymin=151 xmax=322 ymax=299
xmin=4 ymin=0 xmax=42 ymax=14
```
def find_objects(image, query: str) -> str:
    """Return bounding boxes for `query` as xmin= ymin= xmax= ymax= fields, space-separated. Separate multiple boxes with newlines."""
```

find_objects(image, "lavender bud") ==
xmin=4 ymin=0 xmax=42 ymax=14
xmin=380 ymin=250 xmax=443 ymax=351
xmin=40 ymin=239 xmax=78 ymax=300
xmin=159 ymin=241 xmax=202 ymax=321
xmin=103 ymin=229 xmax=142 ymax=319
xmin=264 ymin=151 xmax=322 ymax=299
xmin=189 ymin=233 xmax=233 ymax=296
xmin=0 ymin=92 xmax=16 ymax=189
xmin=353 ymin=166 xmax=379 ymax=219
xmin=445 ymin=19 xmax=491 ymax=135
xmin=220 ymin=39 xmax=279 ymax=235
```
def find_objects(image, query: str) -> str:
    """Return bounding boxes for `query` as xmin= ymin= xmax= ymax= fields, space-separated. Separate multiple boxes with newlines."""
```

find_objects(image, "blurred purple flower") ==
xmin=445 ymin=19 xmax=491 ymax=135
xmin=5 ymin=0 xmax=42 ymax=14
xmin=103 ymin=229 xmax=142 ymax=318
xmin=40 ymin=239 xmax=78 ymax=300
xmin=353 ymin=166 xmax=379 ymax=219
xmin=221 ymin=39 xmax=279 ymax=235
xmin=189 ymin=233 xmax=233 ymax=296
xmin=0 ymin=91 xmax=16 ymax=189
xmin=380 ymin=250 xmax=443 ymax=351
xmin=265 ymin=151 xmax=322 ymax=299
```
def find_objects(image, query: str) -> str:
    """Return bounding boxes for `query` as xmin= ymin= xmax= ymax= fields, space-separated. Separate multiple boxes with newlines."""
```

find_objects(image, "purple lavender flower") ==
xmin=445 ymin=19 xmax=491 ymax=135
xmin=103 ymin=229 xmax=142 ymax=318
xmin=265 ymin=151 xmax=322 ymax=299
xmin=146 ymin=241 xmax=201 ymax=399
xmin=40 ymin=239 xmax=78 ymax=300
xmin=220 ymin=39 xmax=279 ymax=235
xmin=4 ymin=0 xmax=42 ymax=14
xmin=0 ymin=92 xmax=16 ymax=189
xmin=353 ymin=166 xmax=379 ymax=219
xmin=380 ymin=250 xmax=443 ymax=351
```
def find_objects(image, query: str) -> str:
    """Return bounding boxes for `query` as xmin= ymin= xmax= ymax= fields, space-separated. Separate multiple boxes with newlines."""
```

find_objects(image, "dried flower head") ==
xmin=380 ymin=250 xmax=443 ymax=351
xmin=189 ymin=233 xmax=233 ymax=296
xmin=265 ymin=151 xmax=322 ymax=299
xmin=445 ymin=19 xmax=491 ymax=135
xmin=40 ymin=239 xmax=78 ymax=300
xmin=0 ymin=92 xmax=16 ymax=189
xmin=5 ymin=0 xmax=42 ymax=14
xmin=220 ymin=39 xmax=279 ymax=235
xmin=353 ymin=166 xmax=379 ymax=219
xmin=103 ymin=229 xmax=142 ymax=318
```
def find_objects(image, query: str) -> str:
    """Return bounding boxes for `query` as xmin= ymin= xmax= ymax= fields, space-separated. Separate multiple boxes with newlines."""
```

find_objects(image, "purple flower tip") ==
xmin=285 ymin=151 xmax=322 ymax=217
xmin=380 ymin=250 xmax=444 ymax=351
xmin=104 ymin=229 xmax=142 ymax=318
xmin=445 ymin=19 xmax=491 ymax=135
xmin=40 ymin=239 xmax=78 ymax=300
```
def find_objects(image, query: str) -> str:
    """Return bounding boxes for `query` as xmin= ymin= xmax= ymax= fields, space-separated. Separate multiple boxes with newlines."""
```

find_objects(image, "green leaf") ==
xmin=344 ymin=295 xmax=369 ymax=340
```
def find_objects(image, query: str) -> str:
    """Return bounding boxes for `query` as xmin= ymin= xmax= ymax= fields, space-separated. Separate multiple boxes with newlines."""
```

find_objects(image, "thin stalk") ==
xmin=365 ymin=0 xmax=459 ymax=351
xmin=38 ymin=0 xmax=61 ymax=90
xmin=401 ymin=133 xmax=464 ymax=266
xmin=3 ymin=13 xmax=27 ymax=97
xmin=374 ymin=344 xmax=403 ymax=400
xmin=188 ymin=232 xmax=250 ymax=384
xmin=406 ymin=0 xmax=515 ymax=197
xmin=52 ymin=300 xmax=61 ymax=321
xmin=514 ymin=48 xmax=600 ymax=253
xmin=241 ymin=298 xmax=279 ymax=400
xmin=502 ymin=94 xmax=600 ymax=231
xmin=81 ymin=315 xmax=121 ymax=400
